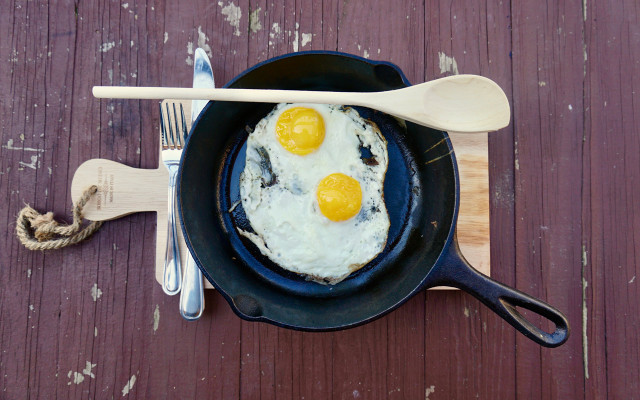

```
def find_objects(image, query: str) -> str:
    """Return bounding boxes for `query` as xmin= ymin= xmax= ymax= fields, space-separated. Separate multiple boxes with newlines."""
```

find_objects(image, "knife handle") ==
xmin=180 ymin=254 xmax=205 ymax=320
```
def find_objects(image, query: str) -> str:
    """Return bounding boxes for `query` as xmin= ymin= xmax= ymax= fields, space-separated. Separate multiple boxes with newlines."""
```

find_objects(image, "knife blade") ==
xmin=179 ymin=47 xmax=214 ymax=320
xmin=191 ymin=49 xmax=215 ymax=123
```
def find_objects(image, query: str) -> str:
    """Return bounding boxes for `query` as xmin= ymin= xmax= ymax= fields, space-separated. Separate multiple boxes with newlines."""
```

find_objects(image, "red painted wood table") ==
xmin=1 ymin=1 xmax=638 ymax=398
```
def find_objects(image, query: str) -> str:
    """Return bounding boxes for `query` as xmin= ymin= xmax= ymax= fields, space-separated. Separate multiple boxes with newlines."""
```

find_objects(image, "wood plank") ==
xmin=238 ymin=2 xmax=337 ymax=398
xmin=422 ymin=0 xmax=517 ymax=397
xmin=149 ymin=2 xmax=249 ymax=398
xmin=331 ymin=0 xmax=426 ymax=398
xmin=583 ymin=0 xmax=640 ymax=397
xmin=62 ymin=1 xmax=155 ymax=398
xmin=510 ymin=0 xmax=586 ymax=398
xmin=1 ymin=0 xmax=84 ymax=398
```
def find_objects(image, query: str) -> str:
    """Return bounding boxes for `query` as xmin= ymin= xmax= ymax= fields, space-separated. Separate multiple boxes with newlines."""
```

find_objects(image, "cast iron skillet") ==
xmin=178 ymin=51 xmax=570 ymax=348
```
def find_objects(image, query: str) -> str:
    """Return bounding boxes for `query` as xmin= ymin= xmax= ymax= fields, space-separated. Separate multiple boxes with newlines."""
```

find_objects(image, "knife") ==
xmin=179 ymin=47 xmax=214 ymax=320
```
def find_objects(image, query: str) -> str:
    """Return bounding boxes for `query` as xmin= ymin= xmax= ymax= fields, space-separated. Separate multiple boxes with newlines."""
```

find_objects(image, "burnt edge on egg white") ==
xmin=235 ymin=105 xmax=390 ymax=285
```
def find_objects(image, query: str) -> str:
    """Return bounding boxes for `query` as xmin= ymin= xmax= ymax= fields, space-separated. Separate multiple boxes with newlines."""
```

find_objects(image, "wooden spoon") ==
xmin=92 ymin=74 xmax=510 ymax=133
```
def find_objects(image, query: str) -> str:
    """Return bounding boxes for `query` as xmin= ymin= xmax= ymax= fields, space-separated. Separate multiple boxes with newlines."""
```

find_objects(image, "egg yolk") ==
xmin=275 ymin=107 xmax=325 ymax=155
xmin=316 ymin=173 xmax=362 ymax=222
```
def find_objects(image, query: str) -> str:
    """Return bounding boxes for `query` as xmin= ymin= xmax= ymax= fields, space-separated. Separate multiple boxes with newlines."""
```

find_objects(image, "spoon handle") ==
xmin=93 ymin=86 xmax=369 ymax=106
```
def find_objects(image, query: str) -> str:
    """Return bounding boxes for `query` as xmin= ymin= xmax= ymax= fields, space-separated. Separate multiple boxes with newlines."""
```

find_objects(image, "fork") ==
xmin=159 ymin=102 xmax=186 ymax=295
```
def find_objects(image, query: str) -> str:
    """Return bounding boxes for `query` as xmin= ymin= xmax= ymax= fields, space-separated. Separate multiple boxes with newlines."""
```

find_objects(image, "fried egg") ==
xmin=238 ymin=103 xmax=389 ymax=284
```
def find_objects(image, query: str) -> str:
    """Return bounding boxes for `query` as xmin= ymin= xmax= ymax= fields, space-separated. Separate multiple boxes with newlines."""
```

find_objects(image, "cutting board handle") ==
xmin=71 ymin=159 xmax=167 ymax=221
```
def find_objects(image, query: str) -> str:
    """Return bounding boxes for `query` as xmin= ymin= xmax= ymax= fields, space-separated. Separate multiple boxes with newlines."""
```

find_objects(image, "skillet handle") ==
xmin=425 ymin=241 xmax=570 ymax=348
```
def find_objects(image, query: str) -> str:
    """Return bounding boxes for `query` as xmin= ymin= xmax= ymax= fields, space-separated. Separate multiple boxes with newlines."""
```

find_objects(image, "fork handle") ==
xmin=163 ymin=170 xmax=182 ymax=295
xmin=180 ymin=254 xmax=205 ymax=320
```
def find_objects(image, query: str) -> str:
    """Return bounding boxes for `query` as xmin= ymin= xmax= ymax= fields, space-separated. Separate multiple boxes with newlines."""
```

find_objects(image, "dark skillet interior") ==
xmin=178 ymin=52 xmax=456 ymax=330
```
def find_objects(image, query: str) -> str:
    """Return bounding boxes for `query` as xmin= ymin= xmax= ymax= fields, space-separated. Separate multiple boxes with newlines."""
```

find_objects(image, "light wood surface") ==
xmin=449 ymin=132 xmax=490 ymax=273
xmin=71 ymin=100 xmax=490 ymax=290
xmin=92 ymin=75 xmax=510 ymax=133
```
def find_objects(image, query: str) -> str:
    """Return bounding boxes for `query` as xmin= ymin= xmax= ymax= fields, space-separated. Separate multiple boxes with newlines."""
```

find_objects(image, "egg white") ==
xmin=239 ymin=103 xmax=390 ymax=284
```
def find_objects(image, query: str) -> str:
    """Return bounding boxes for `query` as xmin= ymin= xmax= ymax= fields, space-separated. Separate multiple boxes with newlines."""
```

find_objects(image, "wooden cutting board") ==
xmin=70 ymin=100 xmax=490 ymax=290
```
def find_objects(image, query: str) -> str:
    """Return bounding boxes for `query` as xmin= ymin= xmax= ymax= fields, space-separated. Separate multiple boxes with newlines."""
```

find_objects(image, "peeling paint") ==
xmin=67 ymin=370 xmax=85 ymax=385
xmin=583 ymin=43 xmax=588 ymax=77
xmin=122 ymin=374 xmax=137 ymax=396
xmin=582 ymin=276 xmax=589 ymax=379
xmin=82 ymin=361 xmax=97 ymax=379
xmin=99 ymin=41 xmax=116 ymax=53
xmin=219 ymin=1 xmax=242 ymax=36
xmin=463 ymin=307 xmax=470 ymax=317
xmin=164 ymin=32 xmax=168 ymax=43
xmin=292 ymin=29 xmax=299 ymax=52
xmin=153 ymin=304 xmax=160 ymax=332
xmin=630 ymin=276 xmax=636 ymax=284
xmin=538 ymin=81 xmax=547 ymax=87
xmin=186 ymin=41 xmax=194 ymax=65
xmin=438 ymin=52 xmax=459 ymax=75
xmin=91 ymin=283 xmax=103 ymax=301
xmin=122 ymin=3 xmax=129 ymax=9
xmin=19 ymin=155 xmax=39 ymax=170
xmin=271 ymin=22 xmax=281 ymax=36
xmin=197 ymin=26 xmax=213 ymax=58
xmin=581 ymin=243 xmax=589 ymax=379
xmin=269 ymin=22 xmax=282 ymax=46
xmin=425 ymin=385 xmax=435 ymax=399
xmin=2 ymin=139 xmax=44 ymax=152
xmin=249 ymin=8 xmax=262 ymax=33
xmin=363 ymin=49 xmax=370 ymax=59
xmin=301 ymin=33 xmax=312 ymax=48
xmin=94 ymin=327 xmax=98 ymax=337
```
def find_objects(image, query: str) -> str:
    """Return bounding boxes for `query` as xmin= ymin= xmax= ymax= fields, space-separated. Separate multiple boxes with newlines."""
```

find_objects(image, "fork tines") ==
xmin=159 ymin=102 xmax=188 ymax=150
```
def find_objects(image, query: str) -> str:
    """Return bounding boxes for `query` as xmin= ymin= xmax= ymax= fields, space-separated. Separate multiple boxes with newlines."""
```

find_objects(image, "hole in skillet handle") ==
xmin=425 ymin=239 xmax=570 ymax=348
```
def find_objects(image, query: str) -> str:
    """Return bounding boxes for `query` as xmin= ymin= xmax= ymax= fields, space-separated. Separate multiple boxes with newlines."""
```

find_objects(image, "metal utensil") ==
xmin=159 ymin=102 xmax=187 ymax=295
xmin=179 ymin=48 xmax=213 ymax=320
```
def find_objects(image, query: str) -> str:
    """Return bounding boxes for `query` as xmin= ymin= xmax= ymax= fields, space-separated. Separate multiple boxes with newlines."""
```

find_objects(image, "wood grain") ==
xmin=511 ymin=1 xmax=586 ymax=398
xmin=583 ymin=0 xmax=640 ymax=397
xmin=2 ymin=0 xmax=640 ymax=399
